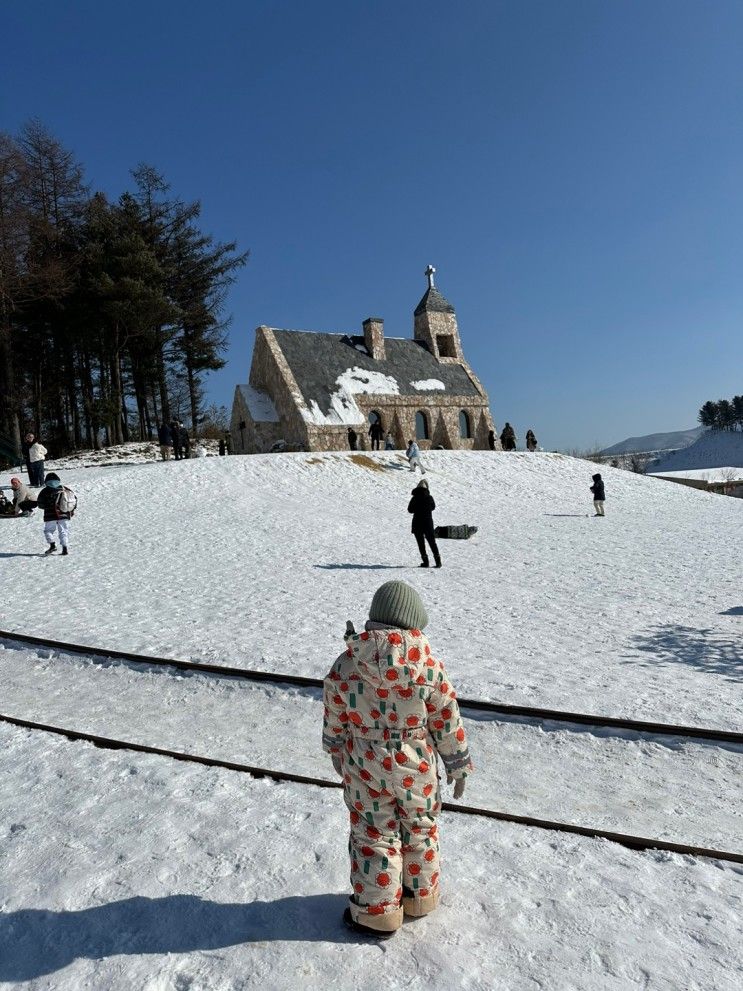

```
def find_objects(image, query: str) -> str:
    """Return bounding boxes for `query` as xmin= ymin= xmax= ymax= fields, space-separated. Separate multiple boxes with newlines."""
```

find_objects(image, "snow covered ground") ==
xmin=650 ymin=467 xmax=743 ymax=483
xmin=1 ymin=449 xmax=742 ymax=988
xmin=3 ymin=438 xmax=221 ymax=471
xmin=2 ymin=723 xmax=742 ymax=991
xmin=1 ymin=450 xmax=741 ymax=727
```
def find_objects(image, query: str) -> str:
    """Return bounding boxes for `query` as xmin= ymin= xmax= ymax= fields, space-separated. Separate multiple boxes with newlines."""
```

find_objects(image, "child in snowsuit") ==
xmin=590 ymin=473 xmax=605 ymax=516
xmin=323 ymin=581 xmax=472 ymax=938
xmin=36 ymin=472 xmax=74 ymax=555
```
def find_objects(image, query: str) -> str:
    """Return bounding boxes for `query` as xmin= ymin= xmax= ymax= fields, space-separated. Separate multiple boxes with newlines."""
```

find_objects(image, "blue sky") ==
xmin=3 ymin=1 xmax=742 ymax=449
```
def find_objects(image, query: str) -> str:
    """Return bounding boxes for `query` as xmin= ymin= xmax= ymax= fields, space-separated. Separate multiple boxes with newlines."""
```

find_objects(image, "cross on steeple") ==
xmin=425 ymin=264 xmax=436 ymax=289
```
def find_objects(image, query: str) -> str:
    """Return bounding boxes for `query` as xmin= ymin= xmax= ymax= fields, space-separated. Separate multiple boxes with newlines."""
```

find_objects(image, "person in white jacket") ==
xmin=28 ymin=440 xmax=48 ymax=487
xmin=405 ymin=439 xmax=426 ymax=474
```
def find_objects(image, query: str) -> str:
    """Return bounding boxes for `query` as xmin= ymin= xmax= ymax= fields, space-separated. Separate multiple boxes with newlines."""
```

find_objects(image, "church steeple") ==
xmin=413 ymin=265 xmax=463 ymax=361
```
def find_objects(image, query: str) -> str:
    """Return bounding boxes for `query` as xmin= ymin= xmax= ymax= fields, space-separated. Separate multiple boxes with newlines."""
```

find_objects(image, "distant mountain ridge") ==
xmin=649 ymin=430 xmax=743 ymax=474
xmin=600 ymin=427 xmax=704 ymax=457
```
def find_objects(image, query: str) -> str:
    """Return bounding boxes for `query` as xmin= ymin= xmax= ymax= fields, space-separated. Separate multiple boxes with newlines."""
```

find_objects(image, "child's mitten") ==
xmin=345 ymin=620 xmax=356 ymax=635
xmin=447 ymin=774 xmax=466 ymax=800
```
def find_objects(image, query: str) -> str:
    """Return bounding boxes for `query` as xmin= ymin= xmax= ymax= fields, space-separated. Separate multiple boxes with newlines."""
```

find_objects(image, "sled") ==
xmin=433 ymin=525 xmax=478 ymax=539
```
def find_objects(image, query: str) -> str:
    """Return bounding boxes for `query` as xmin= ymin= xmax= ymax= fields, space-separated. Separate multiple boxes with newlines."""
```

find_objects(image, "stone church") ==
xmin=230 ymin=268 xmax=498 ymax=454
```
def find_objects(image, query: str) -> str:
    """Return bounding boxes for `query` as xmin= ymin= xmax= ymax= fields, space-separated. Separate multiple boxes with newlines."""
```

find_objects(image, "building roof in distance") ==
xmin=413 ymin=286 xmax=456 ymax=317
xmin=268 ymin=329 xmax=480 ymax=424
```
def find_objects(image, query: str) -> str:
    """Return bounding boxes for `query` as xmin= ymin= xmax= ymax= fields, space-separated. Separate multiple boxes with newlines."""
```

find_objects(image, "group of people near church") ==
xmin=347 ymin=423 xmax=395 ymax=452
xmin=489 ymin=423 xmax=538 ymax=451
xmin=157 ymin=420 xmax=191 ymax=461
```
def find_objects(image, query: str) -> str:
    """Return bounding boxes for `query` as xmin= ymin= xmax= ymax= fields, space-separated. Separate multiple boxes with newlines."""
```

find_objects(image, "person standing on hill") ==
xmin=179 ymin=422 xmax=191 ymax=459
xmin=36 ymin=471 xmax=76 ymax=556
xmin=408 ymin=478 xmax=441 ymax=568
xmin=500 ymin=423 xmax=517 ymax=451
xmin=171 ymin=420 xmax=182 ymax=460
xmin=322 ymin=581 xmax=472 ymax=938
xmin=22 ymin=432 xmax=34 ymax=483
xmin=27 ymin=437 xmax=48 ymax=486
xmin=158 ymin=422 xmax=172 ymax=461
xmin=369 ymin=419 xmax=384 ymax=451
xmin=525 ymin=429 xmax=538 ymax=452
xmin=347 ymin=426 xmax=358 ymax=451
xmin=488 ymin=429 xmax=496 ymax=451
xmin=384 ymin=431 xmax=395 ymax=450
xmin=590 ymin=473 xmax=606 ymax=516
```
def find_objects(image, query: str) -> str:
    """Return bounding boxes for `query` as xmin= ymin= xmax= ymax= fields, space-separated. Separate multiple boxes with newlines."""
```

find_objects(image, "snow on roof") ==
xmin=411 ymin=378 xmax=445 ymax=391
xmin=239 ymin=384 xmax=279 ymax=423
xmin=299 ymin=367 xmax=399 ymax=426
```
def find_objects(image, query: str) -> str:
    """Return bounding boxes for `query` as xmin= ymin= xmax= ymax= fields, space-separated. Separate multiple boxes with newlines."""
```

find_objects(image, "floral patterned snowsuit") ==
xmin=322 ymin=627 xmax=473 ymax=930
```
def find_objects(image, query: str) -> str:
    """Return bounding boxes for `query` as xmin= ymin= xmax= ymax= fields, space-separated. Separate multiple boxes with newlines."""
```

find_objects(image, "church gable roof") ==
xmin=267 ymin=329 xmax=480 ymax=426
xmin=413 ymin=286 xmax=456 ymax=317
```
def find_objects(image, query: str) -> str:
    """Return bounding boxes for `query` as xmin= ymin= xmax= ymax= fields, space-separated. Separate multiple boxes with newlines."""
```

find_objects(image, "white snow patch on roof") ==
xmin=411 ymin=378 xmax=446 ymax=391
xmin=354 ymin=344 xmax=369 ymax=355
xmin=240 ymin=384 xmax=279 ymax=423
xmin=299 ymin=367 xmax=399 ymax=426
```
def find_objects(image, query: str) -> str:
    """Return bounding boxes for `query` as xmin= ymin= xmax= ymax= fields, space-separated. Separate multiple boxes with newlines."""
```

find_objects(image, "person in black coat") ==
xmin=171 ymin=419 xmax=182 ymax=460
xmin=157 ymin=422 xmax=172 ymax=461
xmin=590 ymin=473 xmax=606 ymax=516
xmin=368 ymin=419 xmax=384 ymax=451
xmin=407 ymin=479 xmax=441 ymax=568
xmin=347 ymin=427 xmax=358 ymax=451
xmin=22 ymin=432 xmax=34 ymax=483
xmin=500 ymin=422 xmax=517 ymax=451
xmin=179 ymin=423 xmax=190 ymax=459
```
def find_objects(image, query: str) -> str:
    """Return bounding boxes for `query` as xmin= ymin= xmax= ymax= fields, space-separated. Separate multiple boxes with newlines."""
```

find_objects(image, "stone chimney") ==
xmin=363 ymin=317 xmax=385 ymax=361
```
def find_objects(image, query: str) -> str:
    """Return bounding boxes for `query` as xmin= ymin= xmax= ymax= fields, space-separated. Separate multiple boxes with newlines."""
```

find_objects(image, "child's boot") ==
xmin=343 ymin=902 xmax=402 ymax=939
xmin=61 ymin=547 xmax=69 ymax=556
xmin=402 ymin=887 xmax=440 ymax=918
xmin=45 ymin=543 xmax=57 ymax=555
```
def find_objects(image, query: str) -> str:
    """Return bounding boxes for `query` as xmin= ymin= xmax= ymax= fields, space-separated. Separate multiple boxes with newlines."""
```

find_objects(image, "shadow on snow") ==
xmin=0 ymin=893 xmax=364 ymax=980
xmin=624 ymin=624 xmax=743 ymax=683
xmin=314 ymin=563 xmax=409 ymax=570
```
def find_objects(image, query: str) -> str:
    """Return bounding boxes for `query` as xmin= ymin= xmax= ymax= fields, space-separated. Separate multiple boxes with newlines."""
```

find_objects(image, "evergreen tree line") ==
xmin=0 ymin=120 xmax=247 ymax=461
xmin=697 ymin=396 xmax=743 ymax=432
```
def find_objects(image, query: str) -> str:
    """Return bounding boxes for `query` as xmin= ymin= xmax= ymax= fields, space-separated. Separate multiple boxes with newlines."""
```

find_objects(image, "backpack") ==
xmin=56 ymin=486 xmax=77 ymax=516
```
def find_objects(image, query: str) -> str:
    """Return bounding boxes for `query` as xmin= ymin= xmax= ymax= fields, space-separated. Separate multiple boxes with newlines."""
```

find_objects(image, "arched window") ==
xmin=415 ymin=411 xmax=429 ymax=440
xmin=459 ymin=410 xmax=472 ymax=439
xmin=368 ymin=410 xmax=381 ymax=426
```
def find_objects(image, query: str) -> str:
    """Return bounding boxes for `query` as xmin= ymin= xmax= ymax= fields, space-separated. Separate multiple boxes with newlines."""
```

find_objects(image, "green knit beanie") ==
xmin=369 ymin=581 xmax=429 ymax=631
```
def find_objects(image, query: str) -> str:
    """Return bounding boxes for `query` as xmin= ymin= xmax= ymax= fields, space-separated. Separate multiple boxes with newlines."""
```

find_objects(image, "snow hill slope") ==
xmin=650 ymin=430 xmax=743 ymax=475
xmin=600 ymin=427 xmax=703 ymax=457
xmin=2 ymin=450 xmax=743 ymax=990
xmin=1 ymin=449 xmax=742 ymax=728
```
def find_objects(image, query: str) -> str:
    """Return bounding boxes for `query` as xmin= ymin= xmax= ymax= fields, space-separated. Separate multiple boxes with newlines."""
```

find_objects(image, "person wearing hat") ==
xmin=36 ymin=472 xmax=75 ymax=555
xmin=408 ymin=478 xmax=441 ymax=568
xmin=323 ymin=580 xmax=473 ymax=938
xmin=9 ymin=477 xmax=37 ymax=516
xmin=590 ymin=472 xmax=606 ymax=516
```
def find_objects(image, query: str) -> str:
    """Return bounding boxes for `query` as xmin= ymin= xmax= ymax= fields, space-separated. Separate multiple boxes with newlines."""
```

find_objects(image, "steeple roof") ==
xmin=414 ymin=285 xmax=456 ymax=317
